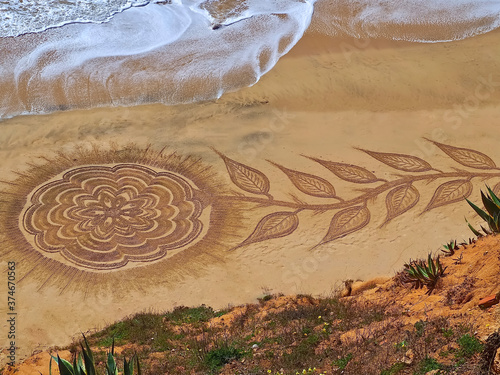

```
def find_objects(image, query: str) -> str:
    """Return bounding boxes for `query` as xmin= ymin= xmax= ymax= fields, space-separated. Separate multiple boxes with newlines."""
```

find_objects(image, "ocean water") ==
xmin=0 ymin=0 xmax=499 ymax=119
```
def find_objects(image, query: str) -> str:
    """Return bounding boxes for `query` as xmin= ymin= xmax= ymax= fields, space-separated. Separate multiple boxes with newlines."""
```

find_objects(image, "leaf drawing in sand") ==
xmin=212 ymin=148 xmax=271 ymax=198
xmin=304 ymin=156 xmax=381 ymax=183
xmin=269 ymin=161 xmax=338 ymax=199
xmin=358 ymin=148 xmax=433 ymax=172
xmin=382 ymin=184 xmax=419 ymax=226
xmin=425 ymin=138 xmax=497 ymax=170
xmin=493 ymin=182 xmax=500 ymax=197
xmin=314 ymin=206 xmax=370 ymax=248
xmin=233 ymin=211 xmax=299 ymax=250
xmin=423 ymin=179 xmax=473 ymax=212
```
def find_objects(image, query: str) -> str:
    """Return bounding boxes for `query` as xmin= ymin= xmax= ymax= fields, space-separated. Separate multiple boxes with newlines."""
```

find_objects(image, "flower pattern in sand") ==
xmin=22 ymin=164 xmax=205 ymax=270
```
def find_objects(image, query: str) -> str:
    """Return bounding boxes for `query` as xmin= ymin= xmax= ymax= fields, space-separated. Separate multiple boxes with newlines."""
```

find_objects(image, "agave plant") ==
xmin=459 ymin=238 xmax=476 ymax=247
xmin=466 ymin=186 xmax=500 ymax=237
xmin=441 ymin=239 xmax=459 ymax=256
xmin=50 ymin=334 xmax=140 ymax=375
xmin=402 ymin=253 xmax=447 ymax=295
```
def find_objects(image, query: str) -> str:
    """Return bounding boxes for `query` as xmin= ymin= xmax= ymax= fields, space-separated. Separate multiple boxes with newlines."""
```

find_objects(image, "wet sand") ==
xmin=1 ymin=29 xmax=500 ymax=364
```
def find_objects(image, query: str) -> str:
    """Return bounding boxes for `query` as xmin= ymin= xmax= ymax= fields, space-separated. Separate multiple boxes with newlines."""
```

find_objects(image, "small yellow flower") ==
xmin=318 ymin=316 xmax=322 ymax=319
xmin=267 ymin=370 xmax=272 ymax=373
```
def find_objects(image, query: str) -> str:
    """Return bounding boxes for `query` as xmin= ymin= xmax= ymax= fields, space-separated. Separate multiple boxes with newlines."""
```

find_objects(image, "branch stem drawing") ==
xmin=213 ymin=139 xmax=500 ymax=250
xmin=216 ymin=171 xmax=500 ymax=211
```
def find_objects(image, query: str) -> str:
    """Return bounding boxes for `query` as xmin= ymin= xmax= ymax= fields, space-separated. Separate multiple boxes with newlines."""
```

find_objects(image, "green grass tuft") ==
xmin=456 ymin=334 xmax=483 ymax=358
xmin=333 ymin=353 xmax=353 ymax=369
xmin=414 ymin=357 xmax=442 ymax=375
xmin=380 ymin=362 xmax=406 ymax=375
xmin=164 ymin=305 xmax=226 ymax=325
xmin=204 ymin=344 xmax=245 ymax=372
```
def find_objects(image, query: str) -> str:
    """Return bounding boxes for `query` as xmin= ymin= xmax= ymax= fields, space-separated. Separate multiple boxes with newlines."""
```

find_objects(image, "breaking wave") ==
xmin=0 ymin=0 xmax=499 ymax=118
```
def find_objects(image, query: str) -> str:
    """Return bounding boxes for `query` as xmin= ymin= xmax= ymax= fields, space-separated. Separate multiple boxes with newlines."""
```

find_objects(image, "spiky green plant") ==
xmin=441 ymin=240 xmax=458 ymax=256
xmin=50 ymin=335 xmax=140 ymax=375
xmin=459 ymin=238 xmax=476 ymax=246
xmin=466 ymin=186 xmax=500 ymax=236
xmin=403 ymin=253 xmax=447 ymax=295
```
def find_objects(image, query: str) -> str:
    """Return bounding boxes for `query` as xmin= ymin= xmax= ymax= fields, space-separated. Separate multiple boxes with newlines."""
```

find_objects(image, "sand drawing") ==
xmin=23 ymin=164 xmax=207 ymax=270
xmin=1 ymin=139 xmax=499 ymax=292
xmin=0 ymin=145 xmax=241 ymax=294
xmin=217 ymin=139 xmax=500 ymax=251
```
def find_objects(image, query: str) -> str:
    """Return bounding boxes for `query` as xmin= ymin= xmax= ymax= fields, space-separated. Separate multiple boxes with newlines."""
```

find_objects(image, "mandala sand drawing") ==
xmin=1 ymin=140 xmax=500 ymax=294
xmin=23 ymin=164 xmax=207 ymax=270
xmin=0 ymin=146 xmax=240 ymax=294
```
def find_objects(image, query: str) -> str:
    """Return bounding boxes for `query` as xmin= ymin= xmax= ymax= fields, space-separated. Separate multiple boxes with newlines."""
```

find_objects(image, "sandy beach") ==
xmin=1 ymin=27 xmax=500 ymax=365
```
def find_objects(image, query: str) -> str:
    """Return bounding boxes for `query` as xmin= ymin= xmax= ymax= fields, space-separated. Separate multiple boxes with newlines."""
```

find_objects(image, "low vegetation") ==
xmin=50 ymin=335 xmax=140 ymax=375
xmin=466 ymin=185 xmax=500 ymax=236
xmin=52 ymin=294 xmax=487 ymax=375
xmin=397 ymin=253 xmax=447 ymax=295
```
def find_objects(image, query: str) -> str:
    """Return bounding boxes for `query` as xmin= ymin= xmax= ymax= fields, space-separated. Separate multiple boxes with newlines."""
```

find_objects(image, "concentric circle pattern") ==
xmin=22 ymin=164 xmax=206 ymax=270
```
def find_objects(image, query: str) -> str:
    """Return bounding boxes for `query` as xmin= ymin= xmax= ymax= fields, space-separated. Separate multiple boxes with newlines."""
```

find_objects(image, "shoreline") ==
xmin=1 ymin=24 xmax=500 ymax=121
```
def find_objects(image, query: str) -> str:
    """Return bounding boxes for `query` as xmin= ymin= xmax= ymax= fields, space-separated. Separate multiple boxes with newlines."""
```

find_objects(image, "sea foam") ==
xmin=311 ymin=0 xmax=500 ymax=42
xmin=1 ymin=0 xmax=500 ymax=119
xmin=0 ymin=0 xmax=314 ymax=118
xmin=0 ymin=0 xmax=152 ymax=38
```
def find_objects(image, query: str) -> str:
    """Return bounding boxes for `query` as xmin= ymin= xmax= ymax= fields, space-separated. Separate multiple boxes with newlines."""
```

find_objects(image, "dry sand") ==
xmin=1 ymin=29 xmax=500 ymax=365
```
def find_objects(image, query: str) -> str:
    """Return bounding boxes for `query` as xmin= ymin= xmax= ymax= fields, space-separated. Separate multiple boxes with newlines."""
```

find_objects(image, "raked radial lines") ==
xmin=0 ymin=145 xmax=239 ymax=294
